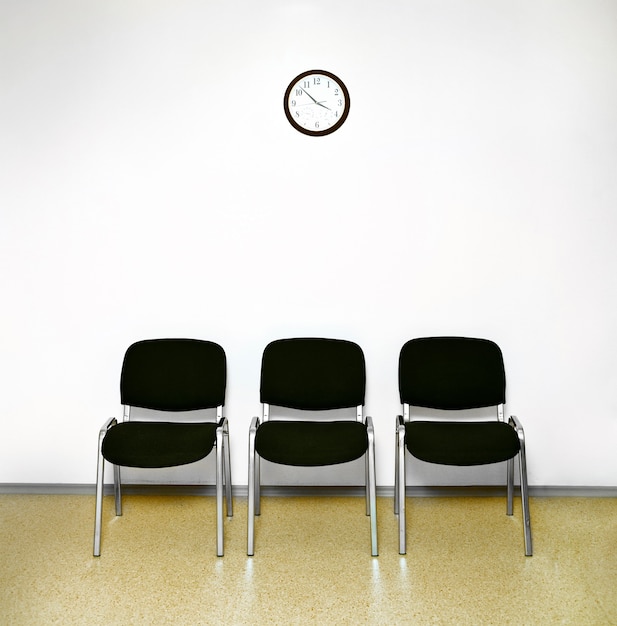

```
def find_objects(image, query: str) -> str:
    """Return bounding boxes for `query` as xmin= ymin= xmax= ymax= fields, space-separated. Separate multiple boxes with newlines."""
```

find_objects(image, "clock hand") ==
xmin=301 ymin=87 xmax=319 ymax=104
xmin=301 ymin=88 xmax=332 ymax=111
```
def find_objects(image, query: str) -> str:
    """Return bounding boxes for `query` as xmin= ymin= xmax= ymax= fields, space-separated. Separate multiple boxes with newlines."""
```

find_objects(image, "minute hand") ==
xmin=301 ymin=88 xmax=331 ymax=111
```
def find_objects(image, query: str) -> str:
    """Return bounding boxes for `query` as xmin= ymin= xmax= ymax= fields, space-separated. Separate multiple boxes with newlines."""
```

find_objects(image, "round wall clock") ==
xmin=284 ymin=70 xmax=350 ymax=136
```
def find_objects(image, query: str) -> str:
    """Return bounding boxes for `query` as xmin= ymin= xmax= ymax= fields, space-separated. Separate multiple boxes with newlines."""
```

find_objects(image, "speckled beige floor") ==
xmin=1 ymin=494 xmax=615 ymax=625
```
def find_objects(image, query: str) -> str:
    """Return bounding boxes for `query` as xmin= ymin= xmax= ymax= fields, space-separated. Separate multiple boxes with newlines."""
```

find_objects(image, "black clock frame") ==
xmin=284 ymin=69 xmax=350 ymax=137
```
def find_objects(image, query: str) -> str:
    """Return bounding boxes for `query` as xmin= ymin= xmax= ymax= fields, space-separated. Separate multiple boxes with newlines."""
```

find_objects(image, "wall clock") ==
xmin=284 ymin=70 xmax=350 ymax=136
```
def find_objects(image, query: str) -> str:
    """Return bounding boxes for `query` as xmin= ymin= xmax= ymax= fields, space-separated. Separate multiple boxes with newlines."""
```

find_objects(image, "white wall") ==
xmin=1 ymin=0 xmax=616 ymax=488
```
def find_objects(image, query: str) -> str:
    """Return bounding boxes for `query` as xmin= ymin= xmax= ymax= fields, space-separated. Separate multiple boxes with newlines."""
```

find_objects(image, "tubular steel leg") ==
xmin=367 ymin=425 xmax=378 ymax=557
xmin=216 ymin=426 xmax=224 ymax=556
xmin=255 ymin=454 xmax=261 ymax=517
xmin=224 ymin=423 xmax=233 ymax=517
xmin=394 ymin=425 xmax=400 ymax=515
xmin=519 ymin=447 xmax=533 ymax=556
xmin=247 ymin=422 xmax=257 ymax=556
xmin=93 ymin=446 xmax=105 ymax=556
xmin=507 ymin=457 xmax=514 ymax=516
xmin=510 ymin=416 xmax=532 ymax=556
xmin=114 ymin=464 xmax=122 ymax=516
xmin=365 ymin=453 xmax=371 ymax=516
xmin=397 ymin=420 xmax=407 ymax=555
xmin=93 ymin=417 xmax=116 ymax=557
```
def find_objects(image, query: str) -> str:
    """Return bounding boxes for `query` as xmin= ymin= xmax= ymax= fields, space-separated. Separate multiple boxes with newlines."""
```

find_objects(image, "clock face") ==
xmin=284 ymin=70 xmax=350 ymax=136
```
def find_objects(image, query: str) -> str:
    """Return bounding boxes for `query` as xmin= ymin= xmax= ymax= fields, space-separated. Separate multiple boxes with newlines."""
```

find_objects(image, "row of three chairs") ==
xmin=93 ymin=336 xmax=532 ymax=558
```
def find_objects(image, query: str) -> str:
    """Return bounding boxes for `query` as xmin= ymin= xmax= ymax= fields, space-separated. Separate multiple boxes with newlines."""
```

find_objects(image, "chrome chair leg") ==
xmin=396 ymin=418 xmax=407 ymax=555
xmin=365 ymin=453 xmax=370 ymax=516
xmin=216 ymin=425 xmax=224 ymax=556
xmin=255 ymin=453 xmax=261 ymax=516
xmin=94 ymin=417 xmax=117 ymax=557
xmin=366 ymin=418 xmax=378 ymax=556
xmin=93 ymin=445 xmax=105 ymax=556
xmin=519 ymin=446 xmax=533 ymax=556
xmin=247 ymin=470 xmax=254 ymax=555
xmin=510 ymin=415 xmax=532 ymax=556
xmin=506 ymin=457 xmax=514 ymax=516
xmin=394 ymin=426 xmax=400 ymax=515
xmin=247 ymin=417 xmax=258 ymax=556
xmin=114 ymin=464 xmax=122 ymax=516
xmin=223 ymin=422 xmax=233 ymax=517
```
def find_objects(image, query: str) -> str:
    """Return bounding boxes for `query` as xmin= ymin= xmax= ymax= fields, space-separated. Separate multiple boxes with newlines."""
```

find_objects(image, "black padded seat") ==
xmin=255 ymin=420 xmax=369 ymax=467
xmin=102 ymin=421 xmax=219 ymax=468
xmin=405 ymin=421 xmax=521 ymax=466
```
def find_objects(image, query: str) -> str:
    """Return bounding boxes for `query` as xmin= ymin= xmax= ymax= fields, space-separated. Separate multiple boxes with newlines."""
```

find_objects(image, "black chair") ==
xmin=247 ymin=338 xmax=378 ymax=556
xmin=395 ymin=337 xmax=532 ymax=556
xmin=93 ymin=339 xmax=232 ymax=557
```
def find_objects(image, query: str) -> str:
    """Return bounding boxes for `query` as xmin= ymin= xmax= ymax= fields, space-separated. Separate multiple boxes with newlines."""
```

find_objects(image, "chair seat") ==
xmin=405 ymin=421 xmax=520 ymax=466
xmin=102 ymin=421 xmax=218 ymax=468
xmin=255 ymin=420 xmax=368 ymax=466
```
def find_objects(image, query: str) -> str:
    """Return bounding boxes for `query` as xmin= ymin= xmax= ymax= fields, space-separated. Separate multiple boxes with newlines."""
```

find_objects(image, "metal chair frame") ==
xmin=395 ymin=401 xmax=532 ymax=556
xmin=248 ymin=402 xmax=378 ymax=556
xmin=94 ymin=403 xmax=232 ymax=557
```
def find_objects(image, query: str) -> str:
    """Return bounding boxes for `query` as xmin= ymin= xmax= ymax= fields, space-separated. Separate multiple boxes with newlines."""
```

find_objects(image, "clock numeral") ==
xmin=302 ymin=80 xmax=310 ymax=88
xmin=315 ymin=121 xmax=320 ymax=129
xmin=291 ymin=100 xmax=296 ymax=107
xmin=295 ymin=88 xmax=302 ymax=96
xmin=313 ymin=77 xmax=321 ymax=85
xmin=334 ymin=88 xmax=339 ymax=95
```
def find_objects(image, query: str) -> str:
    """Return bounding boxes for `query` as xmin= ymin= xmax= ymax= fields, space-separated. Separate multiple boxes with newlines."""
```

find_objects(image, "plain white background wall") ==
xmin=1 ymin=0 xmax=616 ymax=488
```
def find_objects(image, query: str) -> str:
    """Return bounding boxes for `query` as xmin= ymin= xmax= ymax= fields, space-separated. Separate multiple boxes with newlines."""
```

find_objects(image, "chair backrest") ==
xmin=260 ymin=338 xmax=365 ymax=411
xmin=120 ymin=339 xmax=226 ymax=411
xmin=399 ymin=337 xmax=505 ymax=411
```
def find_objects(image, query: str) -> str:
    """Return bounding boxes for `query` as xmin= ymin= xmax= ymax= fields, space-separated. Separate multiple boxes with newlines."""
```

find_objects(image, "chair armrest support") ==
xmin=508 ymin=415 xmax=526 ymax=443
xmin=396 ymin=415 xmax=406 ymax=443
xmin=98 ymin=417 xmax=117 ymax=438
xmin=249 ymin=415 xmax=260 ymax=434
xmin=365 ymin=415 xmax=374 ymax=435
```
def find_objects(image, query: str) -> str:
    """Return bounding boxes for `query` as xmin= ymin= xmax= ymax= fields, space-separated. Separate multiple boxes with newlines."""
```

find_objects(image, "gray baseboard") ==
xmin=1 ymin=483 xmax=616 ymax=498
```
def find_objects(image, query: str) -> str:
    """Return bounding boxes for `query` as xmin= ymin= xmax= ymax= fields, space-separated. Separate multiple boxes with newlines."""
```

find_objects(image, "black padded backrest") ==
xmin=260 ymin=338 xmax=365 ymax=410
xmin=399 ymin=337 xmax=505 ymax=410
xmin=120 ymin=339 xmax=226 ymax=411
